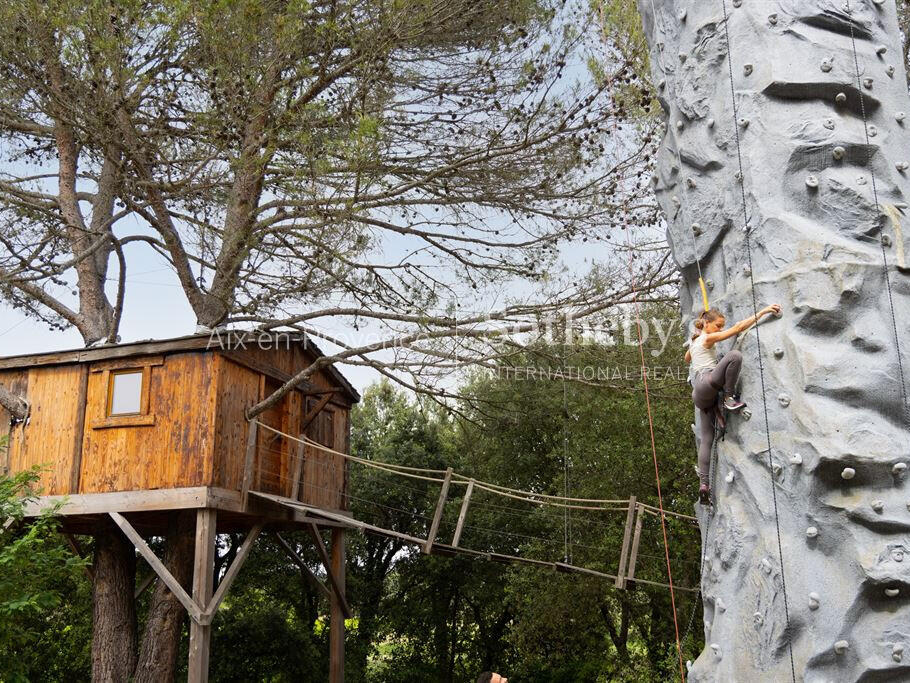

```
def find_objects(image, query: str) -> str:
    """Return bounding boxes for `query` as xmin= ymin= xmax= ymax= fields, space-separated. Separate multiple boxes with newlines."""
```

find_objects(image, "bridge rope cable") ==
xmin=621 ymin=184 xmax=686 ymax=682
xmin=844 ymin=0 xmax=910 ymax=426
xmin=719 ymin=2 xmax=796 ymax=680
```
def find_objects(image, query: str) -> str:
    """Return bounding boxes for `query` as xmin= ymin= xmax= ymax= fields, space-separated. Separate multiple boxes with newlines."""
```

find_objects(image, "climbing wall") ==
xmin=635 ymin=0 xmax=910 ymax=680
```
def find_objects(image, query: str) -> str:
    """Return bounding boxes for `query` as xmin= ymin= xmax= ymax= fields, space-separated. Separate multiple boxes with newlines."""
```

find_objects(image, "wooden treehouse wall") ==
xmin=0 ymin=346 xmax=351 ymax=511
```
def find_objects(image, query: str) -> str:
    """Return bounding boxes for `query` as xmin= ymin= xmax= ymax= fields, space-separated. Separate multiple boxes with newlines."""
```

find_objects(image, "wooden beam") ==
xmin=626 ymin=503 xmax=644 ymax=587
xmin=188 ymin=509 xmax=217 ymax=683
xmin=289 ymin=436 xmax=305 ymax=501
xmin=108 ymin=512 xmax=201 ymax=622
xmin=300 ymin=392 xmax=335 ymax=432
xmin=24 ymin=487 xmax=237 ymax=517
xmin=451 ymin=479 xmax=474 ymax=548
xmin=69 ymin=365 xmax=89 ymax=494
xmin=201 ymin=524 xmax=261 ymax=625
xmin=615 ymin=496 xmax=637 ymax=590
xmin=275 ymin=533 xmax=332 ymax=602
xmin=424 ymin=467 xmax=453 ymax=554
xmin=307 ymin=523 xmax=352 ymax=619
xmin=240 ymin=420 xmax=258 ymax=510
xmin=329 ymin=528 xmax=346 ymax=683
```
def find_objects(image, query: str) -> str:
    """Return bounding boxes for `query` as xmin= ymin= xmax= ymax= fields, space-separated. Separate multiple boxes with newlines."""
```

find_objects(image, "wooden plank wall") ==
xmin=1 ymin=366 xmax=82 ymax=495
xmin=79 ymin=353 xmax=215 ymax=493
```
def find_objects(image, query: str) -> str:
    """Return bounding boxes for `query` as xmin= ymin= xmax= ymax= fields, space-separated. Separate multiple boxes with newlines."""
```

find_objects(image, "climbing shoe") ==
xmin=699 ymin=484 xmax=711 ymax=505
xmin=723 ymin=396 xmax=746 ymax=412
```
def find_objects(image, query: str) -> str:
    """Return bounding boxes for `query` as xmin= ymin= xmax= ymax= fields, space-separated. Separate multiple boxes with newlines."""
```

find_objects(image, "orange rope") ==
xmin=623 ymin=223 xmax=686 ymax=681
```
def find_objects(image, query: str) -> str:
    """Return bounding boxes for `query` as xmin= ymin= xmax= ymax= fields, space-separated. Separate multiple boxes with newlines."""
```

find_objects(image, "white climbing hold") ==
xmin=806 ymin=175 xmax=820 ymax=189
xmin=734 ymin=171 xmax=743 ymax=183
xmin=858 ymin=175 xmax=868 ymax=185
xmin=820 ymin=58 xmax=833 ymax=73
xmin=809 ymin=592 xmax=820 ymax=610
xmin=717 ymin=598 xmax=727 ymax=612
xmin=897 ymin=162 xmax=909 ymax=173
xmin=679 ymin=52 xmax=687 ymax=63
xmin=774 ymin=347 xmax=785 ymax=359
xmin=836 ymin=92 xmax=847 ymax=104
xmin=768 ymin=14 xmax=778 ymax=25
xmin=885 ymin=588 xmax=900 ymax=598
xmin=790 ymin=453 xmax=803 ymax=465
xmin=863 ymin=78 xmax=874 ymax=90
xmin=692 ymin=223 xmax=703 ymax=236
xmin=893 ymin=462 xmax=907 ymax=476
xmin=887 ymin=65 xmax=895 ymax=78
xmin=744 ymin=64 xmax=753 ymax=76
xmin=806 ymin=526 xmax=818 ymax=538
xmin=705 ymin=279 xmax=714 ymax=290
xmin=678 ymin=9 xmax=687 ymax=21
xmin=658 ymin=79 xmax=666 ymax=90
xmin=711 ymin=643 xmax=721 ymax=659
xmin=834 ymin=640 xmax=849 ymax=655
xmin=676 ymin=120 xmax=684 ymax=131
xmin=687 ymin=177 xmax=697 ymax=188
xmin=841 ymin=467 xmax=856 ymax=480
xmin=894 ymin=644 xmax=904 ymax=662
xmin=743 ymin=265 xmax=752 ymax=277
xmin=739 ymin=117 xmax=750 ymax=128
xmin=892 ymin=548 xmax=904 ymax=562
xmin=707 ymin=118 xmax=715 ymax=128
xmin=672 ymin=196 xmax=681 ymax=207
xmin=883 ymin=234 xmax=893 ymax=247
xmin=833 ymin=146 xmax=846 ymax=160
xmin=772 ymin=463 xmax=783 ymax=477
xmin=742 ymin=408 xmax=752 ymax=420
xmin=877 ymin=45 xmax=888 ymax=55
xmin=823 ymin=118 xmax=836 ymax=130
xmin=778 ymin=393 xmax=791 ymax=407
xmin=897 ymin=112 xmax=906 ymax=123
xmin=761 ymin=558 xmax=773 ymax=574
xmin=725 ymin=471 xmax=735 ymax=484
xmin=732 ymin=0 xmax=742 ymax=7
xmin=872 ymin=500 xmax=884 ymax=513
xmin=872 ymin=0 xmax=885 ymax=6
xmin=869 ymin=125 xmax=878 ymax=137
xmin=753 ymin=612 xmax=763 ymax=626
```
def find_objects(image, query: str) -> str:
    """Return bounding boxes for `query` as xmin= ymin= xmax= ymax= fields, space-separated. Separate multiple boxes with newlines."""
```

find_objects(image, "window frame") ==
xmin=90 ymin=357 xmax=162 ymax=429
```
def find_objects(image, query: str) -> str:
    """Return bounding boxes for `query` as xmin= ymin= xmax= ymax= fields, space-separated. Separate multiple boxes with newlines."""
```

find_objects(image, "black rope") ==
xmin=845 ymin=1 xmax=910 ymax=426
xmin=719 ymin=2 xmax=797 ymax=681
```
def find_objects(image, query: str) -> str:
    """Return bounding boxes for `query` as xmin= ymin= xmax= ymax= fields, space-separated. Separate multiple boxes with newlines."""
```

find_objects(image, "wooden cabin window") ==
xmin=91 ymin=357 xmax=161 ymax=429
xmin=109 ymin=371 xmax=143 ymax=415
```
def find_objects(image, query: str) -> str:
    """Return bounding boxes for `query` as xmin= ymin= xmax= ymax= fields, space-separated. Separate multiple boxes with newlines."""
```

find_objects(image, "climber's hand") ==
xmin=762 ymin=304 xmax=781 ymax=317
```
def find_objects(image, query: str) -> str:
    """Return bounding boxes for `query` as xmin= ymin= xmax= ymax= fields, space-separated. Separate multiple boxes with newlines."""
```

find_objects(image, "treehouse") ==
xmin=0 ymin=332 xmax=358 ymax=682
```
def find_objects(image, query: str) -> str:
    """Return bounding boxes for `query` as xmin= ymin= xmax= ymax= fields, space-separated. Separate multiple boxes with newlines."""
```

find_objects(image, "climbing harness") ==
xmin=844 ymin=0 xmax=910 ymax=427
xmin=719 ymin=1 xmax=797 ymax=681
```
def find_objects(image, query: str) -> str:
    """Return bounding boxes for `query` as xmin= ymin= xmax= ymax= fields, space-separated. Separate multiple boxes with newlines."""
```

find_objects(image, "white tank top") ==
xmin=690 ymin=333 xmax=717 ymax=374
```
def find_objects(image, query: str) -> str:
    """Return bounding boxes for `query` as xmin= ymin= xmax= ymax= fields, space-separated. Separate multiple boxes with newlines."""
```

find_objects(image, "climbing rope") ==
xmin=719 ymin=2 xmax=796 ymax=680
xmin=621 ymin=206 xmax=686 ymax=682
xmin=844 ymin=0 xmax=910 ymax=426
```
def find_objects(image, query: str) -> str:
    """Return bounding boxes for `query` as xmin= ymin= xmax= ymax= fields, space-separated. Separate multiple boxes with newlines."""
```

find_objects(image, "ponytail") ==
xmin=691 ymin=308 xmax=723 ymax=340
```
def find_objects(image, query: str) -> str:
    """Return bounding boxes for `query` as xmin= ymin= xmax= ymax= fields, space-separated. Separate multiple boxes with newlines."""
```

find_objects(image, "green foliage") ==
xmin=0 ymin=468 xmax=92 ymax=682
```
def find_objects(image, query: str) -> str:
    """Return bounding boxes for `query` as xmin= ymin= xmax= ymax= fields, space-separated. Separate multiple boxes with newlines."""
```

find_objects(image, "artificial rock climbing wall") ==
xmin=636 ymin=0 xmax=910 ymax=680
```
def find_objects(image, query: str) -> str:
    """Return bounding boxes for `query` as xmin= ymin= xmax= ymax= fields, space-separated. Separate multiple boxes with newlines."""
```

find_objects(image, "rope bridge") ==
xmin=250 ymin=419 xmax=699 ymax=594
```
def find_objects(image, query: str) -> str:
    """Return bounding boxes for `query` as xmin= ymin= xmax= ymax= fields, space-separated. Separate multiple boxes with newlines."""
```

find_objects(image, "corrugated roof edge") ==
xmin=0 ymin=331 xmax=360 ymax=402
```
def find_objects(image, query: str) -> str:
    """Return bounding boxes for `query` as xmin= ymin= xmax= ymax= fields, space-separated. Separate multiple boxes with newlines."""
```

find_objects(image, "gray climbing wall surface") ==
xmin=635 ymin=0 xmax=910 ymax=680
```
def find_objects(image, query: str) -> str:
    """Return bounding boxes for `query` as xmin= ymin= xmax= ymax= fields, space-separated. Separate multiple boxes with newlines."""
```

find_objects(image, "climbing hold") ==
xmin=834 ymin=640 xmax=849 ymax=655
xmin=877 ymin=45 xmax=888 ymax=56
xmin=672 ymin=196 xmax=681 ymax=207
xmin=711 ymin=643 xmax=721 ymax=659
xmin=806 ymin=526 xmax=818 ymax=538
xmin=742 ymin=408 xmax=752 ymax=420
xmin=658 ymin=79 xmax=666 ymax=90
xmin=809 ymin=592 xmax=820 ymax=610
xmin=676 ymin=120 xmax=684 ymax=131
xmin=897 ymin=112 xmax=906 ymax=124
xmin=841 ymin=467 xmax=856 ymax=480
xmin=892 ymin=548 xmax=904 ymax=562
xmin=897 ymin=162 xmax=909 ymax=173
xmin=887 ymin=65 xmax=895 ymax=78
xmin=820 ymin=58 xmax=833 ymax=73
xmin=768 ymin=14 xmax=778 ymax=25
xmin=753 ymin=612 xmax=763 ymax=626
xmin=833 ymin=146 xmax=846 ymax=161
xmin=894 ymin=645 xmax=904 ymax=663
xmin=707 ymin=118 xmax=715 ymax=129
xmin=679 ymin=52 xmax=687 ymax=63
xmin=725 ymin=471 xmax=735 ymax=484
xmin=885 ymin=588 xmax=900 ymax=598
xmin=692 ymin=223 xmax=703 ymax=236
xmin=678 ymin=9 xmax=687 ymax=21
xmin=863 ymin=78 xmax=874 ymax=90
xmin=893 ymin=462 xmax=907 ymax=476
xmin=774 ymin=347 xmax=785 ymax=359
xmin=823 ymin=118 xmax=836 ymax=130
xmin=836 ymin=92 xmax=847 ymax=104
xmin=734 ymin=171 xmax=743 ymax=183
xmin=806 ymin=175 xmax=820 ymax=189
xmin=743 ymin=265 xmax=752 ymax=277
xmin=732 ymin=0 xmax=741 ymax=7
xmin=761 ymin=558 xmax=773 ymax=575
xmin=858 ymin=176 xmax=868 ymax=185
xmin=778 ymin=393 xmax=791 ymax=407
xmin=871 ymin=500 xmax=884 ymax=513
xmin=772 ymin=463 xmax=783 ymax=477
xmin=869 ymin=125 xmax=878 ymax=137
xmin=743 ymin=64 xmax=753 ymax=77
xmin=872 ymin=0 xmax=885 ymax=6
xmin=686 ymin=660 xmax=693 ymax=673
xmin=790 ymin=453 xmax=803 ymax=465
xmin=883 ymin=234 xmax=893 ymax=247
xmin=687 ymin=177 xmax=697 ymax=189
xmin=739 ymin=117 xmax=750 ymax=128
xmin=717 ymin=598 xmax=726 ymax=612
xmin=705 ymin=279 xmax=714 ymax=290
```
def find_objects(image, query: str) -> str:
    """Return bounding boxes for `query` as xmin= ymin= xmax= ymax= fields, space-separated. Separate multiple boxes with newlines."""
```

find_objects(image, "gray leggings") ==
xmin=692 ymin=350 xmax=743 ymax=486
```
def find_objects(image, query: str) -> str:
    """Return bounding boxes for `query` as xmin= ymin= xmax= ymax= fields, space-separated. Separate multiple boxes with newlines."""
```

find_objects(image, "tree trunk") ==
xmin=133 ymin=511 xmax=195 ymax=683
xmin=637 ymin=1 xmax=910 ymax=680
xmin=0 ymin=384 xmax=28 ymax=421
xmin=92 ymin=519 xmax=138 ymax=681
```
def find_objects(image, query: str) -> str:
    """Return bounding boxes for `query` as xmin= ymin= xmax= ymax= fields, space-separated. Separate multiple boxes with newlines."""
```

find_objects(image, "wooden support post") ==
xmin=626 ymin=502 xmax=644 ymax=588
xmin=188 ymin=509 xmax=217 ymax=683
xmin=424 ymin=467 xmax=453 ymax=554
xmin=275 ymin=533 xmax=332 ymax=602
xmin=307 ymin=524 xmax=352 ymax=618
xmin=289 ymin=436 xmax=305 ymax=501
xmin=615 ymin=496 xmax=637 ymax=590
xmin=329 ymin=528 xmax=346 ymax=683
xmin=451 ymin=479 xmax=474 ymax=548
xmin=241 ymin=420 xmax=258 ymax=509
